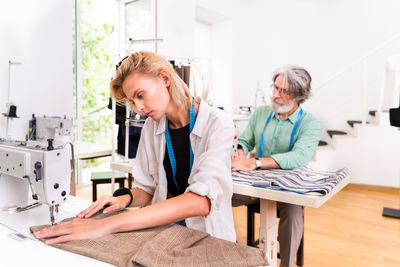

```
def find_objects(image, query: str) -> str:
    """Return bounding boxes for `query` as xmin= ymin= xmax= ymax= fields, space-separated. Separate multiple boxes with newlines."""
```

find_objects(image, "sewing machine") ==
xmin=29 ymin=115 xmax=73 ymax=146
xmin=0 ymin=138 xmax=72 ymax=226
xmin=0 ymin=140 xmax=108 ymax=266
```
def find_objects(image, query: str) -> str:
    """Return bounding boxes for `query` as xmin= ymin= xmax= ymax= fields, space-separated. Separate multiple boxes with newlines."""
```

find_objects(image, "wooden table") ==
xmin=233 ymin=176 xmax=350 ymax=267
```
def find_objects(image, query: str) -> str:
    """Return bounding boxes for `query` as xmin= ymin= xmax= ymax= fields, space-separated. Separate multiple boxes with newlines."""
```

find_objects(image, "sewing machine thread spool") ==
xmin=4 ymin=104 xmax=18 ymax=118
xmin=8 ymin=105 xmax=17 ymax=117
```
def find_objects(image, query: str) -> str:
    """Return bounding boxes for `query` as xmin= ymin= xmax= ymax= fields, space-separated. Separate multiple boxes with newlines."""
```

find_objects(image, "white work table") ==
xmin=110 ymin=156 xmax=134 ymax=174
xmin=70 ymin=141 xmax=113 ymax=195
xmin=233 ymin=176 xmax=350 ymax=267
xmin=74 ymin=141 xmax=113 ymax=160
xmin=0 ymin=196 xmax=112 ymax=267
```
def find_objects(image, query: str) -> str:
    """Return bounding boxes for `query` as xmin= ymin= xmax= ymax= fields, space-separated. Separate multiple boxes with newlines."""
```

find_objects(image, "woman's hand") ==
xmin=77 ymin=195 xmax=130 ymax=219
xmin=231 ymin=157 xmax=256 ymax=172
xmin=34 ymin=217 xmax=113 ymax=244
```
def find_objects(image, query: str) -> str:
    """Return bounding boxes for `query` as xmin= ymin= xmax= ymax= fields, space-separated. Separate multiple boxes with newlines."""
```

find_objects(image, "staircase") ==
xmin=307 ymin=33 xmax=400 ymax=188
xmin=317 ymin=111 xmax=378 ymax=148
xmin=310 ymin=110 xmax=400 ymax=187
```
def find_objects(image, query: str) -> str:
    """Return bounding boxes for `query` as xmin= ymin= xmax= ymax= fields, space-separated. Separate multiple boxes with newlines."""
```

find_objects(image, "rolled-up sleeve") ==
xmin=186 ymin=116 xmax=234 ymax=210
xmin=271 ymin=116 xmax=322 ymax=169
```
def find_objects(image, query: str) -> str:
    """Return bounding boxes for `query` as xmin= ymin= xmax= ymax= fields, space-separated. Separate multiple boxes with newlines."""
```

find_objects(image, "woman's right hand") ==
xmin=77 ymin=194 xmax=131 ymax=219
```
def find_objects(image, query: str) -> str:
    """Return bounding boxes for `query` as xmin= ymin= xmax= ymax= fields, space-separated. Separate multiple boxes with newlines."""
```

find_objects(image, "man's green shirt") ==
xmin=237 ymin=105 xmax=322 ymax=169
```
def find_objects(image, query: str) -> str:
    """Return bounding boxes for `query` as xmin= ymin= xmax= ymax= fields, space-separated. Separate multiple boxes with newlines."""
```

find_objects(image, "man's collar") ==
xmin=273 ymin=106 xmax=302 ymax=124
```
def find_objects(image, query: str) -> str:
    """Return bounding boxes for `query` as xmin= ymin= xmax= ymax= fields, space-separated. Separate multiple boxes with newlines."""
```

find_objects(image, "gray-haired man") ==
xmin=232 ymin=65 xmax=322 ymax=267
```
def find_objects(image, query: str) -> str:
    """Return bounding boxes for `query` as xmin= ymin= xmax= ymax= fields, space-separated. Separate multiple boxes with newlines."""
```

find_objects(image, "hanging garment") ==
xmin=174 ymin=64 xmax=191 ymax=87
xmin=108 ymin=98 xmax=143 ymax=158
xmin=189 ymin=61 xmax=214 ymax=106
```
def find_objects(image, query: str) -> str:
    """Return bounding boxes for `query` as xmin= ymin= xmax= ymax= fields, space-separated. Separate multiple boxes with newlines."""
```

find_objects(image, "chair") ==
xmin=247 ymin=200 xmax=304 ymax=267
xmin=90 ymin=171 xmax=133 ymax=202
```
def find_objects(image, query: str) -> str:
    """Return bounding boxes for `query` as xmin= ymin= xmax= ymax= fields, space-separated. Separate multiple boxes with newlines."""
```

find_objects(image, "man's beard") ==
xmin=270 ymin=97 xmax=295 ymax=114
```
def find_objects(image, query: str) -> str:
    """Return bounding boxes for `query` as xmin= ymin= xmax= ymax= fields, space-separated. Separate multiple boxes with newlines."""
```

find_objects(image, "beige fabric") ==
xmin=30 ymin=211 xmax=267 ymax=267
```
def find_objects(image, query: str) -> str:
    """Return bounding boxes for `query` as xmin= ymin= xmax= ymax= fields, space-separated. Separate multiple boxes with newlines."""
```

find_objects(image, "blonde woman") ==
xmin=35 ymin=51 xmax=236 ymax=243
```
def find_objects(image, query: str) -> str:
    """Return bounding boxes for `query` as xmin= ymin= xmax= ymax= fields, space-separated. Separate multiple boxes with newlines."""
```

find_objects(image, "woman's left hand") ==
xmin=34 ymin=217 xmax=112 ymax=244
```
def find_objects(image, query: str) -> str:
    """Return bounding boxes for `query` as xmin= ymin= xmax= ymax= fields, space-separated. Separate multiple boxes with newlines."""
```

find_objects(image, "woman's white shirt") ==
xmin=131 ymin=98 xmax=236 ymax=242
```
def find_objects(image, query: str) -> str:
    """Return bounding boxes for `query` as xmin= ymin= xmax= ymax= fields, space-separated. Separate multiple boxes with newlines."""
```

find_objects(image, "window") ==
xmin=72 ymin=0 xmax=156 ymax=186
xmin=73 ymin=0 xmax=118 ymax=185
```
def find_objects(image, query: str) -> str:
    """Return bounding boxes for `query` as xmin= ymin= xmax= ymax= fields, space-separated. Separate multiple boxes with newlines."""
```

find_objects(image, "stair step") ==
xmin=369 ymin=110 xmax=377 ymax=117
xmin=347 ymin=120 xmax=370 ymax=128
xmin=347 ymin=120 xmax=362 ymax=128
xmin=327 ymin=130 xmax=347 ymax=138
xmin=318 ymin=140 xmax=328 ymax=146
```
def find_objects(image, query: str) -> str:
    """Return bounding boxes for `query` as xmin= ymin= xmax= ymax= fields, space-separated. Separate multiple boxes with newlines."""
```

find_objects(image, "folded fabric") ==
xmin=232 ymin=166 xmax=349 ymax=195
xmin=30 ymin=210 xmax=267 ymax=267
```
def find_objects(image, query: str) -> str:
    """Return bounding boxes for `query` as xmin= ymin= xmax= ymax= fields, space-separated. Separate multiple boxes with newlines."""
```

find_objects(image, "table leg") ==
xmin=128 ymin=173 xmax=133 ymax=189
xmin=259 ymin=199 xmax=277 ymax=267
xmin=92 ymin=182 xmax=97 ymax=202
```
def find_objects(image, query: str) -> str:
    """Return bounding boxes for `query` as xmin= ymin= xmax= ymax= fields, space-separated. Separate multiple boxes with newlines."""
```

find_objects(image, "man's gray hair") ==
xmin=272 ymin=65 xmax=312 ymax=104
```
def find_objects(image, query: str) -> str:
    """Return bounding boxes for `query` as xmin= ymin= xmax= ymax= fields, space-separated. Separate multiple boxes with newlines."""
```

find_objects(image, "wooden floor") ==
xmin=77 ymin=185 xmax=400 ymax=267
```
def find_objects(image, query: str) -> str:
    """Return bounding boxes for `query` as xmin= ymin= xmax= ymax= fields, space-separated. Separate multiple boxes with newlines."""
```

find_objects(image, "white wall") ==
xmin=2 ymin=0 xmax=398 ymax=186
xmin=156 ymin=0 xmax=234 ymax=111
xmin=195 ymin=0 xmax=233 ymax=112
xmin=156 ymin=0 xmax=195 ymax=59
xmin=0 ymin=0 xmax=72 ymax=140
xmin=231 ymin=0 xmax=400 ymax=130
xmin=190 ymin=0 xmax=400 ymax=187
xmin=211 ymin=20 xmax=233 ymax=112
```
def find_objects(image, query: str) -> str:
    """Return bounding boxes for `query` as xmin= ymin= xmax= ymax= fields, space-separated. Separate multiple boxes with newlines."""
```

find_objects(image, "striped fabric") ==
xmin=232 ymin=167 xmax=349 ymax=196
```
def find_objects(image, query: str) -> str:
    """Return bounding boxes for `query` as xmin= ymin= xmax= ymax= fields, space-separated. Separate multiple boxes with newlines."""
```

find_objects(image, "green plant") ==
xmin=79 ymin=0 xmax=116 ymax=167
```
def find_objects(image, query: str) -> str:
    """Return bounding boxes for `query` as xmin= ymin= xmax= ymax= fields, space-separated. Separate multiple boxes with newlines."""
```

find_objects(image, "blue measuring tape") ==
xmin=165 ymin=104 xmax=195 ymax=226
xmin=165 ymin=104 xmax=195 ymax=194
xmin=258 ymin=108 xmax=303 ymax=157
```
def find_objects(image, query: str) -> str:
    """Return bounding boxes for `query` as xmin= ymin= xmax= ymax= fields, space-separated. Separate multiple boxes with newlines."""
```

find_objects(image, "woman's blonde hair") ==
xmin=110 ymin=51 xmax=192 ymax=113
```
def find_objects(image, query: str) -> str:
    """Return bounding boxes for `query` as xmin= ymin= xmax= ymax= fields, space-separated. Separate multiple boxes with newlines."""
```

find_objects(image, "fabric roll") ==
xmin=30 ymin=210 xmax=267 ymax=267
xmin=232 ymin=166 xmax=349 ymax=195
